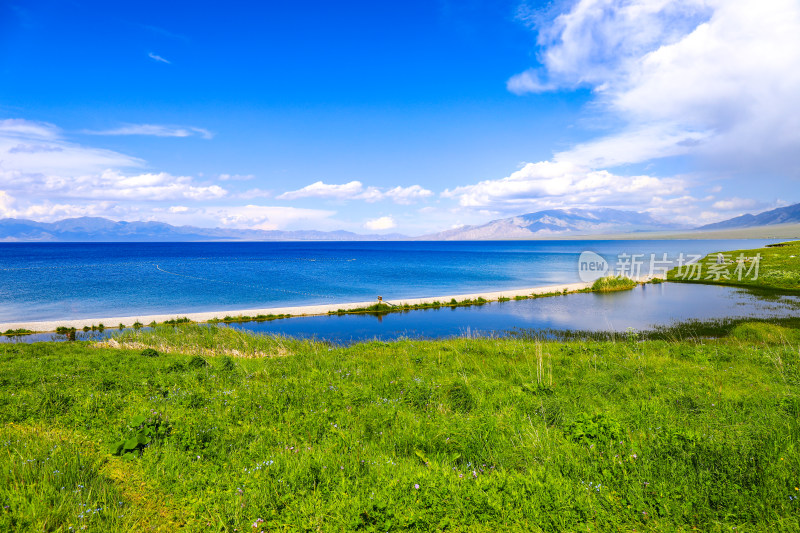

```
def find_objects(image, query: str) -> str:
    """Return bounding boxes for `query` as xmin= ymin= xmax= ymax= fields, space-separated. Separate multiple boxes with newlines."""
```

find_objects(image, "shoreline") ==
xmin=0 ymin=281 xmax=595 ymax=334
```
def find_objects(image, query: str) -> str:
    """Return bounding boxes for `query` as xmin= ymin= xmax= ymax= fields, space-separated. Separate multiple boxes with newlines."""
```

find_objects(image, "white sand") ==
xmin=0 ymin=281 xmax=595 ymax=333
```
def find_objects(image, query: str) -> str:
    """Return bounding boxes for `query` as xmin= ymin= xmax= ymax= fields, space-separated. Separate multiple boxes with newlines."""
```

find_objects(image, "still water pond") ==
xmin=7 ymin=282 xmax=799 ymax=344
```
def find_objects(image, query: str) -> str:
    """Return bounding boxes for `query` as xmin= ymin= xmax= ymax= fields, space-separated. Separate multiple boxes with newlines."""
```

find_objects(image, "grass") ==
xmin=2 ymin=328 xmax=33 ymax=336
xmin=208 ymin=314 xmax=293 ymax=324
xmin=1 ymin=323 xmax=799 ymax=531
xmin=327 ymin=298 xmax=490 ymax=317
xmin=666 ymin=239 xmax=800 ymax=291
xmin=591 ymin=275 xmax=639 ymax=293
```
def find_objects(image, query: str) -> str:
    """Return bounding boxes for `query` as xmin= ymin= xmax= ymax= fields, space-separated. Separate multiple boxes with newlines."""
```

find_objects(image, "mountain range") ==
xmin=420 ymin=208 xmax=680 ymax=240
xmin=0 ymin=202 xmax=798 ymax=242
xmin=0 ymin=217 xmax=405 ymax=242
xmin=697 ymin=202 xmax=800 ymax=230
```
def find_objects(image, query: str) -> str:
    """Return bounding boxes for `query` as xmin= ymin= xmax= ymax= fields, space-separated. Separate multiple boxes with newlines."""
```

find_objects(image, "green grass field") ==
xmin=666 ymin=240 xmax=800 ymax=291
xmin=2 ymin=323 xmax=799 ymax=531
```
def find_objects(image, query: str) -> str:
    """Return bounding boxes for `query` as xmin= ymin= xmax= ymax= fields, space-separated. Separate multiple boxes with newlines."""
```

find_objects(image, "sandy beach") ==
xmin=0 ymin=281 xmax=594 ymax=333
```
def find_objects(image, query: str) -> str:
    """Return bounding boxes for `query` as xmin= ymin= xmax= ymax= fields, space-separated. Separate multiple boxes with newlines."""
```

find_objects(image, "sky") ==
xmin=1 ymin=0 xmax=799 ymax=235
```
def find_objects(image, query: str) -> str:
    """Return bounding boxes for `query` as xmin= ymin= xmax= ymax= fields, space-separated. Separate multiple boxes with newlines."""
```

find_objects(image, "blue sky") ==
xmin=1 ymin=0 xmax=799 ymax=234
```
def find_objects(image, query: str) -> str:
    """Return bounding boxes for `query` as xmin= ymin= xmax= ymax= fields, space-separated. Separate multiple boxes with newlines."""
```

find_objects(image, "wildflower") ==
xmin=414 ymin=484 xmax=419 ymax=489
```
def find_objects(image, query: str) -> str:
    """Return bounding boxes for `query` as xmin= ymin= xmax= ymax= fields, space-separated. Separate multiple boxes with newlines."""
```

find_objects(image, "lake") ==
xmin=0 ymin=239 xmax=777 ymax=323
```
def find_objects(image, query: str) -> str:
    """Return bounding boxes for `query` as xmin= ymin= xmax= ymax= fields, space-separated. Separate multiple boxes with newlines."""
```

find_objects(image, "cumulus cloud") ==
xmin=0 ymin=168 xmax=226 ymax=202
xmin=364 ymin=216 xmax=397 ymax=231
xmin=0 ymin=117 xmax=352 ymax=231
xmin=277 ymin=181 xmax=432 ymax=204
xmin=446 ymin=0 xmax=800 ymax=224
xmin=510 ymin=0 xmax=800 ymax=174
xmin=0 ymin=118 xmax=228 ymax=203
xmin=0 ymin=190 xmax=130 ymax=222
xmin=383 ymin=185 xmax=434 ymax=204
xmin=442 ymin=160 xmax=685 ymax=212
xmin=85 ymin=124 xmax=213 ymax=139
xmin=518 ymin=0 xmax=712 ymax=92
xmin=277 ymin=180 xmax=365 ymax=201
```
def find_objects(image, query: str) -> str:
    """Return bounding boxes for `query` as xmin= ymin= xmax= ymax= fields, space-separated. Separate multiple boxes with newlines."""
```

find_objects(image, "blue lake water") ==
xmin=0 ymin=240 xmax=780 ymax=323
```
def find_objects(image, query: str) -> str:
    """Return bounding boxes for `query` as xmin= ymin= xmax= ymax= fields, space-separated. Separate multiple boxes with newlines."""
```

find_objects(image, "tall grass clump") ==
xmin=591 ymin=275 xmax=639 ymax=292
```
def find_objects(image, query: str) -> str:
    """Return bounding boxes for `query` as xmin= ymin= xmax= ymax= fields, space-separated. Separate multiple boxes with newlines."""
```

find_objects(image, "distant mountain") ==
xmin=698 ymin=202 xmax=800 ymax=230
xmin=420 ymin=208 xmax=679 ymax=240
xmin=0 ymin=217 xmax=407 ymax=242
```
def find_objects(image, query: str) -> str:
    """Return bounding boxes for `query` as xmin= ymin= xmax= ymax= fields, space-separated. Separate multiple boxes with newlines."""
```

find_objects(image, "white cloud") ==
xmin=210 ymin=205 xmax=337 ymax=230
xmin=553 ymin=124 xmax=710 ymax=169
xmin=0 ymin=168 xmax=227 ymax=202
xmin=509 ymin=0 xmax=800 ymax=174
xmin=235 ymin=188 xmax=272 ymax=199
xmin=0 ymin=118 xmax=142 ymax=173
xmin=442 ymin=160 xmax=685 ymax=211
xmin=85 ymin=124 xmax=213 ymax=139
xmin=277 ymin=181 xmax=433 ymax=204
xmin=711 ymin=197 xmax=762 ymax=211
xmin=364 ymin=216 xmax=397 ymax=231
xmin=277 ymin=180 xmax=364 ymax=201
xmin=0 ymin=118 xmax=59 ymax=139
xmin=520 ymin=0 xmax=712 ymax=92
xmin=0 ymin=118 xmax=352 ymax=231
xmin=0 ymin=119 xmax=228 ymax=204
xmin=449 ymin=0 xmax=800 ymax=226
xmin=148 ymin=52 xmax=171 ymax=64
xmin=383 ymin=185 xmax=434 ymax=204
xmin=0 ymin=190 xmax=130 ymax=222
xmin=507 ymin=69 xmax=556 ymax=95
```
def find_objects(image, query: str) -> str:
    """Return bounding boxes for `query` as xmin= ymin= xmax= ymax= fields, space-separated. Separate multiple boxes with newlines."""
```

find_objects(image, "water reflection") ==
xmin=3 ymin=283 xmax=798 ymax=345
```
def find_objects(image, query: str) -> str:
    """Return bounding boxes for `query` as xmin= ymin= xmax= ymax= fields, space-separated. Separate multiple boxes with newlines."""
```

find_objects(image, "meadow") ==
xmin=1 ymin=322 xmax=799 ymax=531
xmin=667 ymin=240 xmax=800 ymax=291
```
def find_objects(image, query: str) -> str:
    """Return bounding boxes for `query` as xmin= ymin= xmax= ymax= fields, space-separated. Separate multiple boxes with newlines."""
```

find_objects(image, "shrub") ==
xmin=592 ymin=275 xmax=638 ymax=292
xmin=140 ymin=348 xmax=160 ymax=357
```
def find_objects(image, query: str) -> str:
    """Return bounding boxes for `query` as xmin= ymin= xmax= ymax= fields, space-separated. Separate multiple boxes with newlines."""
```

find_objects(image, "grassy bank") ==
xmin=1 ymin=324 xmax=799 ymax=531
xmin=666 ymin=240 xmax=800 ymax=291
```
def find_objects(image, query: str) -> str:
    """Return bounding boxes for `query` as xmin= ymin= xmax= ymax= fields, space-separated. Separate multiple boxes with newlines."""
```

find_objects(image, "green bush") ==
xmin=592 ymin=275 xmax=638 ymax=292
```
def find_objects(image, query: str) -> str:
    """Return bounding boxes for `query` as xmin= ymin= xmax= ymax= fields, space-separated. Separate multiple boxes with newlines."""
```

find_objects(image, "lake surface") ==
xmin=5 ymin=283 xmax=799 ymax=345
xmin=0 ymin=239 xmax=777 ymax=323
